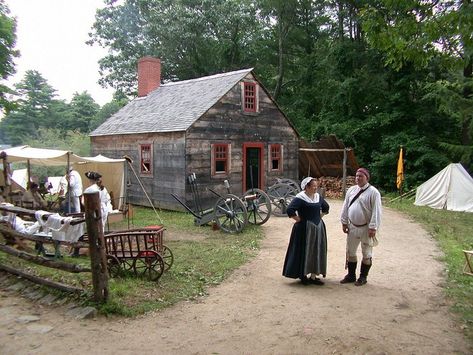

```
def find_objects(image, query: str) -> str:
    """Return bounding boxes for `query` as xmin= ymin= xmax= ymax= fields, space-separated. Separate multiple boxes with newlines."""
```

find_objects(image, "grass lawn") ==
xmin=0 ymin=206 xmax=263 ymax=317
xmin=386 ymin=196 xmax=473 ymax=343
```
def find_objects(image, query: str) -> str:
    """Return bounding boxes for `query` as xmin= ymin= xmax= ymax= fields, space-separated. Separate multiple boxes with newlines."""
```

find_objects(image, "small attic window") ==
xmin=243 ymin=82 xmax=258 ymax=113
xmin=140 ymin=144 xmax=152 ymax=175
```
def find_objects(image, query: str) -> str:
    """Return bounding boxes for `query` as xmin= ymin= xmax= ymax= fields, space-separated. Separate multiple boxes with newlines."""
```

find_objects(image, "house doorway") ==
xmin=243 ymin=143 xmax=264 ymax=192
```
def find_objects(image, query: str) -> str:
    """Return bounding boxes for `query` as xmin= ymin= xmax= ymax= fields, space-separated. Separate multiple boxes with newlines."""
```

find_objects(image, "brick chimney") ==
xmin=138 ymin=57 xmax=161 ymax=97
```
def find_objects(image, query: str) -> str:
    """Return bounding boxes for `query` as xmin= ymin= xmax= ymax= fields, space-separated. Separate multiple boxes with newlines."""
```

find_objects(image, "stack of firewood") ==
xmin=318 ymin=176 xmax=356 ymax=199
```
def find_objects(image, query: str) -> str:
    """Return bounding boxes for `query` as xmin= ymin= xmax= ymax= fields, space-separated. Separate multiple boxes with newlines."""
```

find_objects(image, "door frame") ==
xmin=242 ymin=142 xmax=265 ymax=192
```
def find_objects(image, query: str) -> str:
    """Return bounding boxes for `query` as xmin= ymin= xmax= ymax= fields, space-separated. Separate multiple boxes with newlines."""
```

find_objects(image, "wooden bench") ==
xmin=463 ymin=250 xmax=473 ymax=277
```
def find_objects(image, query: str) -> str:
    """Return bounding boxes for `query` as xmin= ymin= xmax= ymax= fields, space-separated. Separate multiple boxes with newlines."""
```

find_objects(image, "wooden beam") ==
xmin=0 ymin=263 xmax=85 ymax=294
xmin=0 ymin=224 xmax=88 ymax=248
xmin=298 ymin=148 xmax=353 ymax=152
xmin=0 ymin=244 xmax=91 ymax=273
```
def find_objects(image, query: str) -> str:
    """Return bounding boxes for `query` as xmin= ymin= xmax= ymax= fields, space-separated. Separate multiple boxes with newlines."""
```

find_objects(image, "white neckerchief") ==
xmin=296 ymin=191 xmax=320 ymax=204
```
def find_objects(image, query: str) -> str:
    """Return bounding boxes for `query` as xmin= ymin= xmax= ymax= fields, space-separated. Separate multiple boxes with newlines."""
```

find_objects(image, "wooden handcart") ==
xmin=104 ymin=225 xmax=173 ymax=281
xmin=171 ymin=174 xmax=272 ymax=234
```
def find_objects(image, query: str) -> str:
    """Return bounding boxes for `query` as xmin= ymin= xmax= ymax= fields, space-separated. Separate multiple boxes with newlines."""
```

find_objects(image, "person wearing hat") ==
xmin=21 ymin=182 xmax=48 ymax=209
xmin=84 ymin=171 xmax=112 ymax=230
xmin=340 ymin=167 xmax=382 ymax=286
xmin=282 ymin=177 xmax=330 ymax=285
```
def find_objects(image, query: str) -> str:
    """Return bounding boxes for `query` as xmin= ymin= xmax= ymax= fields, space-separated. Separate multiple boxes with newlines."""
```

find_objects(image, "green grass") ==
xmin=0 ymin=207 xmax=263 ymax=317
xmin=386 ymin=195 xmax=473 ymax=343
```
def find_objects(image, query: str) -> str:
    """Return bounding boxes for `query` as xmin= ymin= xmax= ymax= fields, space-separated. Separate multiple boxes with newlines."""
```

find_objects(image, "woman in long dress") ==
xmin=282 ymin=177 xmax=330 ymax=285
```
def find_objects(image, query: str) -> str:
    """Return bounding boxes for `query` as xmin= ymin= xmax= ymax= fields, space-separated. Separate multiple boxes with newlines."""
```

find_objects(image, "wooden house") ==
xmin=90 ymin=57 xmax=299 ymax=211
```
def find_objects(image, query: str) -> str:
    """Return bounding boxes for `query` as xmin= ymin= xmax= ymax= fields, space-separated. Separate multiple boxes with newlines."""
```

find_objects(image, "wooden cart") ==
xmin=104 ymin=225 xmax=173 ymax=281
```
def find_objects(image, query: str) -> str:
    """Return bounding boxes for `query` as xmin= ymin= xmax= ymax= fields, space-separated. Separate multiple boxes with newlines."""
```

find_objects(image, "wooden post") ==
xmin=83 ymin=191 xmax=109 ymax=303
xmin=342 ymin=148 xmax=347 ymax=197
xmin=1 ymin=151 xmax=11 ymax=201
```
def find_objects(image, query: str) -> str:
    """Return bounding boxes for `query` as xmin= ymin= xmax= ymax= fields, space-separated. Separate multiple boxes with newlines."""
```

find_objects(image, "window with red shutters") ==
xmin=140 ymin=144 xmax=152 ymax=175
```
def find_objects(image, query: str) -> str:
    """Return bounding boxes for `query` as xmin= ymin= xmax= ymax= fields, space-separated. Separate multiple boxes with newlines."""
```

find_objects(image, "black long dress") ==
xmin=282 ymin=192 xmax=330 ymax=280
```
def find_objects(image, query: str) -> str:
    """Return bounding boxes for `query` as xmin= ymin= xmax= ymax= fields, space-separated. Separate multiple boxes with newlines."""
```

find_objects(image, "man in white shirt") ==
xmin=61 ymin=168 xmax=83 ymax=213
xmin=340 ymin=167 xmax=382 ymax=286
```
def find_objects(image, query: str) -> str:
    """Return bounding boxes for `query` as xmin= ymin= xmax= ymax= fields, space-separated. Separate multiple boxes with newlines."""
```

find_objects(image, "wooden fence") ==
xmin=0 ymin=192 xmax=108 ymax=302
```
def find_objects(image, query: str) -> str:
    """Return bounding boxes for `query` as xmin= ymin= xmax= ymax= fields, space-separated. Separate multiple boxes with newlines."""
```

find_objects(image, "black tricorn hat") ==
xmin=85 ymin=171 xmax=102 ymax=181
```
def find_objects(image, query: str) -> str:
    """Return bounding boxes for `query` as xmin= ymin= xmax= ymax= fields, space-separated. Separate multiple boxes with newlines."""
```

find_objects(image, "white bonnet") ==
xmin=300 ymin=177 xmax=315 ymax=190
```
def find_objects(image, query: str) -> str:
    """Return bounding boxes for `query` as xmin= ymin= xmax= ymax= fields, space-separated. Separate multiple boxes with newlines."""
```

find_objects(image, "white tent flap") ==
xmin=1 ymin=146 xmax=126 ymax=210
xmin=415 ymin=163 xmax=473 ymax=213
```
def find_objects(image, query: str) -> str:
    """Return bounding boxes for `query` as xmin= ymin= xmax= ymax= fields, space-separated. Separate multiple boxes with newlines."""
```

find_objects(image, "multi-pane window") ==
xmin=140 ymin=144 xmax=152 ymax=174
xmin=270 ymin=144 xmax=282 ymax=172
xmin=211 ymin=143 xmax=230 ymax=176
xmin=243 ymin=82 xmax=257 ymax=112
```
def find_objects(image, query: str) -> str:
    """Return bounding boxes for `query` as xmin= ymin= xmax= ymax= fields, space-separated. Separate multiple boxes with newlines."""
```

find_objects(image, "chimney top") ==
xmin=138 ymin=57 xmax=161 ymax=97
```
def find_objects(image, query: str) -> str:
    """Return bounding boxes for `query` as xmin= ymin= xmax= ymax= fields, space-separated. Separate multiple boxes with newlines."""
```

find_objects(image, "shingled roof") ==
xmin=90 ymin=68 xmax=253 ymax=136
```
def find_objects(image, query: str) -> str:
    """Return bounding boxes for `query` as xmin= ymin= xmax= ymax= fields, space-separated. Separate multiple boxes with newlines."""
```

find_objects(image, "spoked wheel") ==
xmin=133 ymin=250 xmax=165 ymax=281
xmin=243 ymin=188 xmax=272 ymax=225
xmin=267 ymin=183 xmax=298 ymax=216
xmin=121 ymin=258 xmax=135 ymax=273
xmin=160 ymin=245 xmax=174 ymax=271
xmin=106 ymin=255 xmax=122 ymax=278
xmin=214 ymin=193 xmax=247 ymax=233
xmin=274 ymin=178 xmax=301 ymax=193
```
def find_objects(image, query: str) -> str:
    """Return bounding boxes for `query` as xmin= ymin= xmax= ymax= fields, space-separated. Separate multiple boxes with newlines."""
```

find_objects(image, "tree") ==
xmin=0 ymin=0 xmax=19 ymax=113
xmin=90 ymin=92 xmax=128 ymax=131
xmin=65 ymin=91 xmax=100 ymax=132
xmin=88 ymin=0 xmax=263 ymax=94
xmin=0 ymin=70 xmax=57 ymax=144
xmin=361 ymin=0 xmax=473 ymax=171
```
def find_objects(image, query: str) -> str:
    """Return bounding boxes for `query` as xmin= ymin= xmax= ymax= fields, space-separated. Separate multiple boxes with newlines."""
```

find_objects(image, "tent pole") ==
xmin=342 ymin=148 xmax=347 ymax=197
xmin=124 ymin=156 xmax=163 ymax=225
xmin=27 ymin=160 xmax=31 ymax=190
xmin=67 ymin=153 xmax=71 ymax=214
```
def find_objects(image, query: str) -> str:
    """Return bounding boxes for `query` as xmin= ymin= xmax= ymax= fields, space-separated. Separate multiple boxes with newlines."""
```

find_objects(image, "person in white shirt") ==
xmin=340 ymin=167 xmax=382 ymax=286
xmin=84 ymin=171 xmax=112 ymax=230
xmin=68 ymin=168 xmax=83 ymax=213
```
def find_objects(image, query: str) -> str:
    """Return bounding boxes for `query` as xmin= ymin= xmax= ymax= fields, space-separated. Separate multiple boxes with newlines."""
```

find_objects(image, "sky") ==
xmin=5 ymin=0 xmax=114 ymax=106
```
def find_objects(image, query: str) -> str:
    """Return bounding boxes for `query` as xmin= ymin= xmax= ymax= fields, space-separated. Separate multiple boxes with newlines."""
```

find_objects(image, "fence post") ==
xmin=83 ymin=191 xmax=108 ymax=302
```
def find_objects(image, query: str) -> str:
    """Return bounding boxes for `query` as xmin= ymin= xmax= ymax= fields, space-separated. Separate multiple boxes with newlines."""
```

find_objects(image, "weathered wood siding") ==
xmin=91 ymin=73 xmax=299 ymax=212
xmin=185 ymin=73 xmax=299 ymax=210
xmin=91 ymin=132 xmax=186 ymax=210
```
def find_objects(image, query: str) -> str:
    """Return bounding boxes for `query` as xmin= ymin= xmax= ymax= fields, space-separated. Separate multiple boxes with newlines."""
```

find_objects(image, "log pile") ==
xmin=318 ymin=176 xmax=356 ymax=199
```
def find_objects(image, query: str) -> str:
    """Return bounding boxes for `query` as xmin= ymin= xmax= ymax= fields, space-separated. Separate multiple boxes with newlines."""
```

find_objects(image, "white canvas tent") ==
xmin=414 ymin=163 xmax=473 ymax=212
xmin=1 ymin=146 xmax=126 ymax=210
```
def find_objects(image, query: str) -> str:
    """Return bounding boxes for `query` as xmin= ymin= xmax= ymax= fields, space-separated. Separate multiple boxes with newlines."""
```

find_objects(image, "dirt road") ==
xmin=0 ymin=200 xmax=470 ymax=354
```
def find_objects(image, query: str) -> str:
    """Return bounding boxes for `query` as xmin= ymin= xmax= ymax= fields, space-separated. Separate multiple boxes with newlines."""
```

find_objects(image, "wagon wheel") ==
xmin=106 ymin=255 xmax=122 ymax=278
xmin=267 ymin=183 xmax=298 ymax=217
xmin=243 ymin=188 xmax=272 ymax=225
xmin=120 ymin=258 xmax=135 ymax=273
xmin=161 ymin=245 xmax=174 ymax=271
xmin=133 ymin=250 xmax=165 ymax=281
xmin=214 ymin=193 xmax=247 ymax=233
xmin=275 ymin=178 xmax=301 ymax=193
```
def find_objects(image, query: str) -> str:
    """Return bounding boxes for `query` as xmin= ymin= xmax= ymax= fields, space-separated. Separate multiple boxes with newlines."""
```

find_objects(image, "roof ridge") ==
xmin=162 ymin=68 xmax=253 ymax=87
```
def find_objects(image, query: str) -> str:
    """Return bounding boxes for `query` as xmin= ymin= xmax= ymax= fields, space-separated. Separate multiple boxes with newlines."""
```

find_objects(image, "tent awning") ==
xmin=1 ymin=146 xmax=126 ymax=210
xmin=1 ymin=145 xmax=84 ymax=166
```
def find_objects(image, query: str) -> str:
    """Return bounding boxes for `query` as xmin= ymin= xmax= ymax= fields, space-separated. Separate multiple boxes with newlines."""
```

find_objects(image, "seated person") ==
xmin=22 ymin=182 xmax=48 ymax=210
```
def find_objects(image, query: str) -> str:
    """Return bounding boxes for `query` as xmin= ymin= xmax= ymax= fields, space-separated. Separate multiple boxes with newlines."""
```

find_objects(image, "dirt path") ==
xmin=0 ymin=200 xmax=470 ymax=354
